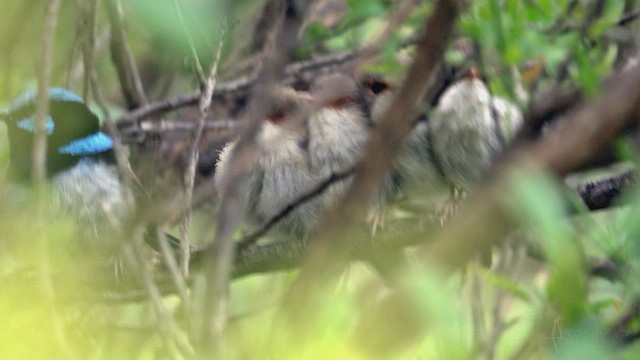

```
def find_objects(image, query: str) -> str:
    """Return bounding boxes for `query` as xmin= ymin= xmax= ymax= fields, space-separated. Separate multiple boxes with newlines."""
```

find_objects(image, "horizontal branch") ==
xmin=117 ymin=118 xmax=240 ymax=143
xmin=225 ymin=166 xmax=635 ymax=278
xmin=110 ymin=35 xmax=420 ymax=130
xmin=575 ymin=170 xmax=635 ymax=210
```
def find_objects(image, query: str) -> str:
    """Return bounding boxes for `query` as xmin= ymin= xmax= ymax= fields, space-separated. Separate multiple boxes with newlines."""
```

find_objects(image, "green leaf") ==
xmin=344 ymin=0 xmax=387 ymax=25
xmin=486 ymin=272 xmax=532 ymax=302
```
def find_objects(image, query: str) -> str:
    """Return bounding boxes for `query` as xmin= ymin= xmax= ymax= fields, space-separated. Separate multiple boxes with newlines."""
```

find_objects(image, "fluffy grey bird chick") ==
xmin=429 ymin=69 xmax=522 ymax=191
xmin=368 ymin=80 xmax=447 ymax=198
xmin=307 ymin=74 xmax=372 ymax=211
xmin=214 ymin=87 xmax=321 ymax=237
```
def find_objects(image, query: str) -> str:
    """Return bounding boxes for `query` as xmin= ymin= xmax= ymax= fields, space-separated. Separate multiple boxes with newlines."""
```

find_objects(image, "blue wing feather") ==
xmin=6 ymin=87 xmax=112 ymax=156
xmin=10 ymin=87 xmax=84 ymax=111
xmin=16 ymin=116 xmax=55 ymax=134
xmin=58 ymin=132 xmax=113 ymax=156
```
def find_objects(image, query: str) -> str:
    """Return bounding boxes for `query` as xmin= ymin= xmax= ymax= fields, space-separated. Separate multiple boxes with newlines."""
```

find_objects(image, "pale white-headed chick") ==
xmin=429 ymin=69 xmax=523 ymax=192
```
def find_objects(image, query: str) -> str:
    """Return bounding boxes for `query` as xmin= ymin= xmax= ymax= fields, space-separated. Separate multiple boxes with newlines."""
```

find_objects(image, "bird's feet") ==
xmin=368 ymin=205 xmax=388 ymax=237
xmin=434 ymin=187 xmax=466 ymax=225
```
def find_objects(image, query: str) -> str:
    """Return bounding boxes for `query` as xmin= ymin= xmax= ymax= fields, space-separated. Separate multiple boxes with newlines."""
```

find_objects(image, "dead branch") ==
xmin=110 ymin=34 xmax=420 ymax=130
xmin=224 ymin=170 xmax=631 ymax=278
xmin=575 ymin=170 xmax=635 ymax=210
xmin=180 ymin=23 xmax=225 ymax=277
xmin=238 ymin=169 xmax=354 ymax=249
xmin=105 ymin=0 xmax=148 ymax=109
xmin=194 ymin=0 xmax=317 ymax=355
xmin=283 ymin=0 xmax=462 ymax=312
xmin=33 ymin=0 xmax=62 ymax=185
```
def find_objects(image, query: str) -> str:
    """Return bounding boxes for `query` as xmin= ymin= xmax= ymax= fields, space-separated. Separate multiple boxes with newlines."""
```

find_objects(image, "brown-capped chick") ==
xmin=214 ymin=87 xmax=321 ymax=237
xmin=307 ymin=73 xmax=372 ymax=212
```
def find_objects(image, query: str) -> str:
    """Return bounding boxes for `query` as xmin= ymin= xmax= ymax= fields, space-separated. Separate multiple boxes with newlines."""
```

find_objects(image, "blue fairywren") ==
xmin=1 ymin=87 xmax=126 ymax=239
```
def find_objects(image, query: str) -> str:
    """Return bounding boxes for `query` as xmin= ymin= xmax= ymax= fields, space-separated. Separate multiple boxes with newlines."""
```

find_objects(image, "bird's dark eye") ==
xmin=368 ymin=80 xmax=389 ymax=95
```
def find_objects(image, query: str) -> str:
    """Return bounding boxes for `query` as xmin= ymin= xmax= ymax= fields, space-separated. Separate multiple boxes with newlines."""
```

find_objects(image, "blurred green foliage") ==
xmin=1 ymin=0 xmax=640 ymax=359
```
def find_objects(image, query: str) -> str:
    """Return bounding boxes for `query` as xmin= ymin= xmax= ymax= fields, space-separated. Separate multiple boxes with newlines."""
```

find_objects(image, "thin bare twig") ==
xmin=139 ymin=118 xmax=239 ymax=132
xmin=105 ymin=0 xmax=148 ymax=108
xmin=72 ymin=0 xmax=94 ymax=99
xmin=195 ymin=1 xmax=317 ymax=355
xmin=238 ymin=169 xmax=354 ymax=249
xmin=67 ymin=26 xmax=110 ymax=87
xmin=156 ymin=229 xmax=190 ymax=310
xmin=80 ymin=10 xmax=168 ymax=335
xmin=110 ymin=34 xmax=421 ymax=129
xmin=173 ymin=0 xmax=205 ymax=83
xmin=180 ymin=22 xmax=226 ymax=277
xmin=120 ymin=239 xmax=194 ymax=357
xmin=35 ymin=0 xmax=68 ymax=354
xmin=283 ymin=0 xmax=462 ymax=314
xmin=33 ymin=0 xmax=62 ymax=185
xmin=81 ymin=1 xmax=135 ymax=209
xmin=230 ymin=165 xmax=634 ymax=278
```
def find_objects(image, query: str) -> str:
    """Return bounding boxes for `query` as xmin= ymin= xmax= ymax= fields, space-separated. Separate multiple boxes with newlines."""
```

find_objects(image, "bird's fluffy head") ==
xmin=310 ymin=73 xmax=359 ymax=108
xmin=1 ymin=87 xmax=113 ymax=180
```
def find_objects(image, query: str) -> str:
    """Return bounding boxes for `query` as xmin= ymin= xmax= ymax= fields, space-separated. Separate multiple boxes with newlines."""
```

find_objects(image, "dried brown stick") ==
xmin=111 ymin=35 xmax=420 ymax=129
xmin=33 ymin=0 xmax=62 ymax=185
xmin=34 ymin=0 xmax=66 ymax=353
xmin=284 ymin=0 xmax=462 ymax=306
xmin=105 ymin=0 xmax=148 ymax=109
xmin=78 ymin=0 xmax=141 ymax=210
xmin=56 ymin=162 xmax=633 ymax=302
xmin=180 ymin=28 xmax=225 ymax=277
xmin=195 ymin=0 xmax=316 ymax=355
xmin=512 ymin=85 xmax=582 ymax=144
xmin=575 ymin=170 xmax=635 ymax=210
xmin=229 ymin=168 xmax=634 ymax=278
xmin=238 ymin=169 xmax=354 ymax=249
xmin=619 ymin=9 xmax=640 ymax=26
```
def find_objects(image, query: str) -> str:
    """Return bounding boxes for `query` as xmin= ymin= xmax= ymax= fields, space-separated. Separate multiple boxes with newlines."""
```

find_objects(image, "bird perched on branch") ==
xmin=214 ymin=68 xmax=524 ymax=241
xmin=307 ymin=74 xmax=375 ymax=210
xmin=1 ymin=87 xmax=186 ymax=273
xmin=429 ymin=68 xmax=523 ymax=192
xmin=366 ymin=76 xmax=448 ymax=199
xmin=1 ymin=88 xmax=126 ymax=239
xmin=363 ymin=69 xmax=523 ymax=231
xmin=215 ymin=87 xmax=322 ymax=237
xmin=215 ymin=74 xmax=386 ymax=238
